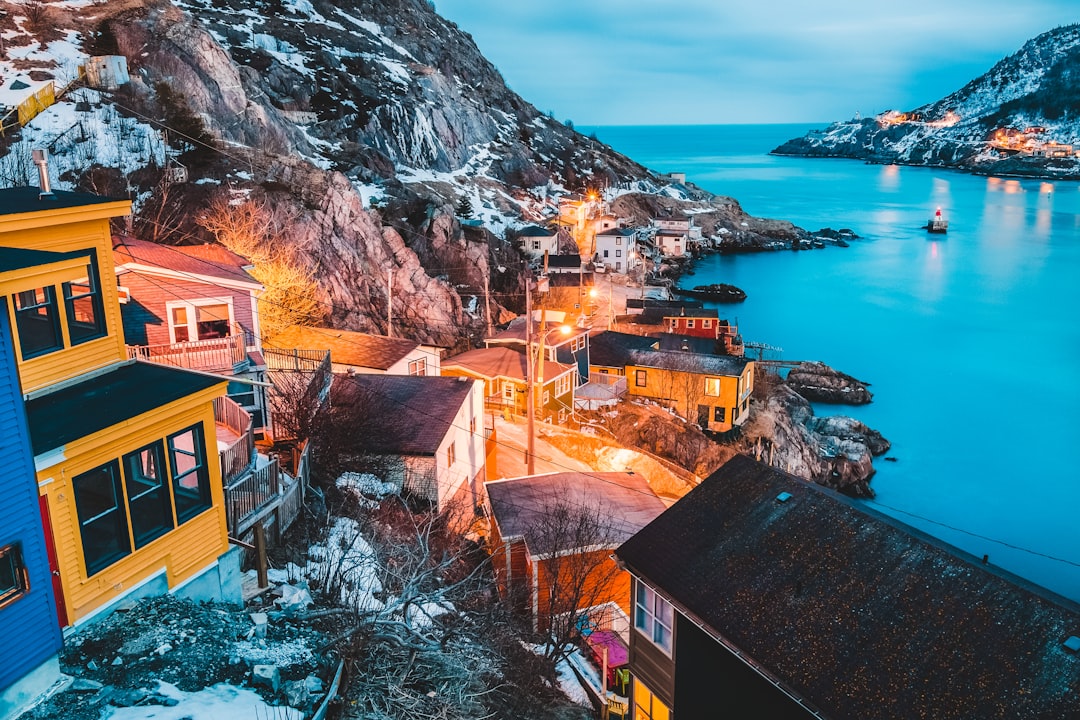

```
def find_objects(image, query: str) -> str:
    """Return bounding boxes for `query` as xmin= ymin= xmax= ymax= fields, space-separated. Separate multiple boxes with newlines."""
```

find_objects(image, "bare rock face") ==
xmin=785 ymin=362 xmax=873 ymax=405
xmin=742 ymin=385 xmax=888 ymax=498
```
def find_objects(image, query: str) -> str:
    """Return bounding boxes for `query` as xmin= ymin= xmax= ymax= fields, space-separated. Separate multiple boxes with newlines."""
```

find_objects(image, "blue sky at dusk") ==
xmin=433 ymin=0 xmax=1077 ymax=126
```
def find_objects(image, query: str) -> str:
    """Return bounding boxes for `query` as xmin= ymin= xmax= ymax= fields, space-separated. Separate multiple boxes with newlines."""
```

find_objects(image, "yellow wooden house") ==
xmin=625 ymin=349 xmax=754 ymax=433
xmin=0 ymin=186 xmax=240 ymax=629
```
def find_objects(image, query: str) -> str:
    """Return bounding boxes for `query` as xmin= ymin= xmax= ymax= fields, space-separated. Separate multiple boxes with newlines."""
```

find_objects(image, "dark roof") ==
xmin=588 ymin=331 xmax=658 ymax=367
xmin=627 ymin=349 xmax=749 ymax=376
xmin=616 ymin=455 xmax=1080 ymax=720
xmin=487 ymin=471 xmax=667 ymax=556
xmin=656 ymin=334 xmax=717 ymax=354
xmin=0 ymin=246 xmax=88 ymax=273
xmin=485 ymin=316 xmax=588 ymax=346
xmin=546 ymin=255 xmax=582 ymax=269
xmin=625 ymin=298 xmax=704 ymax=311
xmin=596 ymin=227 xmax=636 ymax=238
xmin=335 ymin=374 xmax=476 ymax=455
xmin=0 ymin=187 xmax=123 ymax=217
xmin=26 ymin=361 xmax=224 ymax=456
xmin=519 ymin=225 xmax=556 ymax=237
xmin=113 ymin=236 xmax=258 ymax=286
xmin=271 ymin=325 xmax=423 ymax=370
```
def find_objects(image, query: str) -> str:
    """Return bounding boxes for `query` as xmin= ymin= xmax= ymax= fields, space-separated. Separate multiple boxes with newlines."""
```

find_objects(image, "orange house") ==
xmin=485 ymin=471 xmax=666 ymax=635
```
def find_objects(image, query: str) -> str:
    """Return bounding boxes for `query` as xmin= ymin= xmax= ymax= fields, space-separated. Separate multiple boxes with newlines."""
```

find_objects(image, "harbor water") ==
xmin=586 ymin=123 xmax=1080 ymax=601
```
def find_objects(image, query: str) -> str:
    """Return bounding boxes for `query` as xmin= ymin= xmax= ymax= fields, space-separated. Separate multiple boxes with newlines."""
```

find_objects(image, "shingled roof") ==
xmin=616 ymin=455 xmax=1080 ymax=720
xmin=272 ymin=325 xmax=427 ymax=371
xmin=113 ymin=236 xmax=258 ymax=286
xmin=588 ymin=331 xmax=658 ymax=368
xmin=442 ymin=346 xmax=573 ymax=382
xmin=487 ymin=471 xmax=667 ymax=557
xmin=627 ymin=349 xmax=749 ymax=377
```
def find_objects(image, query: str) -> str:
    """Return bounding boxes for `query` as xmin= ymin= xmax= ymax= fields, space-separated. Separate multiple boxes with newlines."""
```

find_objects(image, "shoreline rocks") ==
xmin=785 ymin=361 xmax=873 ymax=405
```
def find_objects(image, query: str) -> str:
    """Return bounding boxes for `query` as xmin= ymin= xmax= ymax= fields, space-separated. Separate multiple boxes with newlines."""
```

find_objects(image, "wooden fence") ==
xmin=214 ymin=396 xmax=255 ymax=484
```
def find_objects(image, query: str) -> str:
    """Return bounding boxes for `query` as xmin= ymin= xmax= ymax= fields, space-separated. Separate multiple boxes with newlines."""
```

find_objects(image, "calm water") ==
xmin=586 ymin=124 xmax=1080 ymax=601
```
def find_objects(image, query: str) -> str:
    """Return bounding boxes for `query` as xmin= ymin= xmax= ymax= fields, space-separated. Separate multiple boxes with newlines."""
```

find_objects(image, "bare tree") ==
xmin=526 ymin=496 xmax=623 ymax=662
xmin=199 ymin=192 xmax=323 ymax=337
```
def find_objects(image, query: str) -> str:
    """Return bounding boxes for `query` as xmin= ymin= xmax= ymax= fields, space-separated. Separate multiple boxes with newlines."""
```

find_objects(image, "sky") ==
xmin=433 ymin=0 xmax=1077 ymax=126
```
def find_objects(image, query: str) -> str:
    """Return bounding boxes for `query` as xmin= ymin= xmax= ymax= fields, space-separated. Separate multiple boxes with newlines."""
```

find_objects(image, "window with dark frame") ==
xmin=634 ymin=582 xmax=673 ymax=654
xmin=73 ymin=461 xmax=131 ymax=576
xmin=63 ymin=256 xmax=106 ymax=345
xmin=14 ymin=286 xmax=62 ymax=359
xmin=714 ymin=406 xmax=725 ymax=423
xmin=123 ymin=441 xmax=174 ymax=549
xmin=635 ymin=369 xmax=647 ymax=387
xmin=168 ymin=424 xmax=212 ymax=523
xmin=0 ymin=543 xmax=29 ymax=609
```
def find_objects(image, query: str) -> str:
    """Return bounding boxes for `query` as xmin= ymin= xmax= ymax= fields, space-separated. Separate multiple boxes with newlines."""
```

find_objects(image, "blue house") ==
xmin=0 ymin=308 xmax=63 ymax=719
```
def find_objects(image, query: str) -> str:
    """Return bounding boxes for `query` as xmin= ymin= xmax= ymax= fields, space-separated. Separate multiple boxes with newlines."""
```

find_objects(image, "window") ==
xmin=714 ymin=406 xmax=725 ymax=423
xmin=603 ymin=249 xmax=609 ymax=258
xmin=543 ymin=390 xmax=550 ymax=404
xmin=470 ymin=417 xmax=476 ymax=434
xmin=63 ymin=260 xmax=105 ymax=345
xmin=635 ymin=369 xmax=647 ymax=387
xmin=733 ymin=404 xmax=740 ymax=421
xmin=554 ymin=373 xmax=571 ymax=397
xmin=168 ymin=424 xmax=212 ymax=523
xmin=447 ymin=441 xmax=456 ymax=467
xmin=704 ymin=377 xmax=721 ymax=397
xmin=703 ymin=319 xmax=712 ymax=328
xmin=168 ymin=301 xmax=232 ymax=343
xmin=633 ymin=678 xmax=670 ymax=720
xmin=503 ymin=384 xmax=514 ymax=400
xmin=14 ymin=286 xmax=62 ymax=359
xmin=615 ymin=249 xmax=622 ymax=257
xmin=123 ymin=441 xmax=173 ymax=549
xmin=73 ymin=461 xmax=131 ymax=576
xmin=634 ymin=582 xmax=673 ymax=654
xmin=0 ymin=543 xmax=29 ymax=609
xmin=615 ymin=237 xmax=622 ymax=246
xmin=570 ymin=335 xmax=586 ymax=353
xmin=408 ymin=358 xmax=427 ymax=376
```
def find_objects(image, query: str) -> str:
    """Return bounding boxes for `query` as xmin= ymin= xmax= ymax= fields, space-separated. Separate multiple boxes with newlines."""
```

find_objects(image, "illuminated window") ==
xmin=169 ymin=424 xmax=211 ymax=523
xmin=633 ymin=677 xmax=670 ymax=720
xmin=14 ymin=286 xmax=62 ymax=359
xmin=634 ymin=581 xmax=673 ymax=654
xmin=0 ymin=544 xmax=29 ymax=609
xmin=168 ymin=300 xmax=232 ymax=343
xmin=704 ymin=377 xmax=721 ymax=396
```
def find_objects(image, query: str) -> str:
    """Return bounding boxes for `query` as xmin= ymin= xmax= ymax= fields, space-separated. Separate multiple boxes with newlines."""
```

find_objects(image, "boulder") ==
xmin=785 ymin=362 xmax=873 ymax=405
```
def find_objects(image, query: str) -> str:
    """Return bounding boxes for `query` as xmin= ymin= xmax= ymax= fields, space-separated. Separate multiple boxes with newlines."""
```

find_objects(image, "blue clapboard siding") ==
xmin=0 ymin=308 xmax=62 ymax=694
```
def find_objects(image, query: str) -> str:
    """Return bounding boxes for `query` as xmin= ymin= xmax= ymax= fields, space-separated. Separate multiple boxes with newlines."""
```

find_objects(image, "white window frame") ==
xmin=704 ymin=377 xmax=721 ymax=397
xmin=408 ymin=357 xmax=427 ymax=376
xmin=634 ymin=581 xmax=673 ymax=655
xmin=165 ymin=297 xmax=235 ymax=344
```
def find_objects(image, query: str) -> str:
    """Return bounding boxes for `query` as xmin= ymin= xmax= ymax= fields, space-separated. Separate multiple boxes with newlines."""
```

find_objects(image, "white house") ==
xmin=271 ymin=325 xmax=442 ymax=376
xmin=595 ymin=227 xmax=640 ymax=273
xmin=518 ymin=225 xmax=559 ymax=258
xmin=655 ymin=230 xmax=687 ymax=257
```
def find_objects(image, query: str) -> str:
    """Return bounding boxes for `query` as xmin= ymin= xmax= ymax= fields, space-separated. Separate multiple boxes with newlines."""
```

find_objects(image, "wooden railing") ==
xmin=587 ymin=372 xmax=628 ymax=399
xmin=214 ymin=396 xmax=254 ymax=484
xmin=128 ymin=330 xmax=247 ymax=372
xmin=264 ymin=346 xmax=331 ymax=372
xmin=227 ymin=460 xmax=280 ymax=534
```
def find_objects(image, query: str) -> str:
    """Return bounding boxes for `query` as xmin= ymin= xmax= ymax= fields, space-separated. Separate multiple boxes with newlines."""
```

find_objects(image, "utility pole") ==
xmin=525 ymin=276 xmax=535 ymax=475
xmin=387 ymin=269 xmax=393 ymax=337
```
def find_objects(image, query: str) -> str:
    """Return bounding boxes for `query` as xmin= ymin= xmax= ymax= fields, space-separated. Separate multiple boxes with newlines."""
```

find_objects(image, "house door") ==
xmin=696 ymin=404 xmax=710 ymax=427
xmin=38 ymin=495 xmax=68 ymax=628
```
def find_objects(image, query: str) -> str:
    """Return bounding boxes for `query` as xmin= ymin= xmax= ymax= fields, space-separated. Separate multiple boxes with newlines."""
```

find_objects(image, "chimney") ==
xmin=31 ymin=149 xmax=53 ymax=199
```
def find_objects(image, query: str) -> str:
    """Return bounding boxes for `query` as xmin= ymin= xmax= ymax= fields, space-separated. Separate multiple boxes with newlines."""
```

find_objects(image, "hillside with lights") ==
xmin=773 ymin=24 xmax=1080 ymax=178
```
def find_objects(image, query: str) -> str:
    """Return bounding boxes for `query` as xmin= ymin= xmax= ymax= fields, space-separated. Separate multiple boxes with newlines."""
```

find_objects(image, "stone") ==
xmin=249 ymin=612 xmax=269 ymax=639
xmin=252 ymin=664 xmax=281 ymax=693
xmin=70 ymin=678 xmax=104 ymax=692
xmin=283 ymin=679 xmax=309 ymax=707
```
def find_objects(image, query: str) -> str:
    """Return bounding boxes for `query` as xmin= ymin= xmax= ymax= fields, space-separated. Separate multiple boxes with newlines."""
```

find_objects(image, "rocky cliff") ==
xmin=773 ymin=24 xmax=1080 ymax=179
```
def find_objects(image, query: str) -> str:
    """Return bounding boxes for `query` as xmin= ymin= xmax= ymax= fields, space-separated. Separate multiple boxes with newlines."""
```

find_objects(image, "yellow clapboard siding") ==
xmin=0 ymin=215 xmax=130 ymax=388
xmin=38 ymin=388 xmax=230 ymax=624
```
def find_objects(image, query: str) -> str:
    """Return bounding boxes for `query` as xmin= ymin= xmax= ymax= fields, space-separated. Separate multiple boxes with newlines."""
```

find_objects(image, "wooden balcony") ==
xmin=127 ymin=328 xmax=248 ymax=373
xmin=215 ymin=396 xmax=255 ymax=486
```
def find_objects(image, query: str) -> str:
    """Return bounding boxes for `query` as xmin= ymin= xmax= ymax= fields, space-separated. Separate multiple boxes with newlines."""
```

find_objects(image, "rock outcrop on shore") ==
xmin=785 ymin=362 xmax=873 ymax=405
xmin=742 ymin=384 xmax=889 ymax=498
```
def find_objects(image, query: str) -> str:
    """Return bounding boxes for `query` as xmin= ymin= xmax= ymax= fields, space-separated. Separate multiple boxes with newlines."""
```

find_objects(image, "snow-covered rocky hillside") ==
xmin=773 ymin=24 xmax=1080 ymax=178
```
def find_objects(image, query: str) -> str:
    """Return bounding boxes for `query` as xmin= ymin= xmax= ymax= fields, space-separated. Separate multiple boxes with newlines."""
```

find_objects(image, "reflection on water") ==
xmin=586 ymin=124 xmax=1080 ymax=601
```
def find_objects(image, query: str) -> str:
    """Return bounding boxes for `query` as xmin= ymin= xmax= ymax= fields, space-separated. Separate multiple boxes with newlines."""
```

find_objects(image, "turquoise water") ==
xmin=585 ymin=124 xmax=1080 ymax=601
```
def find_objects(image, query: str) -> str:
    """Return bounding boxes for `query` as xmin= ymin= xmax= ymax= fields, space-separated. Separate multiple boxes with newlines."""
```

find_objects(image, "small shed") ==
xmin=83 ymin=56 xmax=130 ymax=91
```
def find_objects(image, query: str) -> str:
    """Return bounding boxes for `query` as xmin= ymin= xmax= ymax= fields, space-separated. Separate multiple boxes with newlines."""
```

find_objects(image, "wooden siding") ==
xmin=625 ymin=363 xmax=753 ymax=433
xmin=535 ymin=551 xmax=629 ymax=634
xmin=118 ymin=271 xmax=256 ymax=347
xmin=0 ymin=217 xmax=128 ymax=392
xmin=36 ymin=389 xmax=230 ymax=625
xmin=627 ymin=577 xmax=676 ymax=710
xmin=0 ymin=310 xmax=62 ymax=693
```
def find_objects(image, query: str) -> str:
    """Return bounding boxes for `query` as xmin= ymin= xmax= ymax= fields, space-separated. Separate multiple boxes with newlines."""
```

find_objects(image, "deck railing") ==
xmin=587 ymin=372 xmax=628 ymax=398
xmin=227 ymin=460 xmax=280 ymax=534
xmin=214 ymin=396 xmax=255 ymax=484
xmin=128 ymin=328 xmax=247 ymax=373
